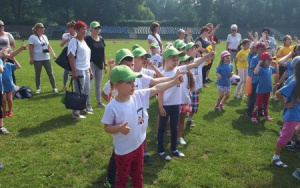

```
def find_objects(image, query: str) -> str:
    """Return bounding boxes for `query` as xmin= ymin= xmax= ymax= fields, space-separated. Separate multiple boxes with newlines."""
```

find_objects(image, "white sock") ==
xmin=159 ymin=152 xmax=165 ymax=156
xmin=273 ymin=154 xmax=280 ymax=160
xmin=187 ymin=117 xmax=192 ymax=122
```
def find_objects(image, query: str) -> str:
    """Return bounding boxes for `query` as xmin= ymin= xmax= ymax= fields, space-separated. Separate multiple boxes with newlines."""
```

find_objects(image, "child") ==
xmin=158 ymin=47 xmax=214 ymax=160
xmin=214 ymin=51 xmax=233 ymax=110
xmin=101 ymin=65 xmax=184 ymax=188
xmin=0 ymin=58 xmax=8 ymax=134
xmin=271 ymin=59 xmax=300 ymax=168
xmin=2 ymin=56 xmax=21 ymax=117
xmin=149 ymin=43 xmax=162 ymax=69
xmin=234 ymin=39 xmax=250 ymax=98
xmin=251 ymin=52 xmax=277 ymax=123
xmin=178 ymin=55 xmax=195 ymax=145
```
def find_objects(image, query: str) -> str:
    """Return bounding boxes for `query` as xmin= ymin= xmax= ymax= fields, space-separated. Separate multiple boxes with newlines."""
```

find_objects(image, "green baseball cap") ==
xmin=163 ymin=47 xmax=185 ymax=59
xmin=150 ymin=43 xmax=159 ymax=49
xmin=185 ymin=42 xmax=199 ymax=51
xmin=180 ymin=55 xmax=194 ymax=62
xmin=175 ymin=41 xmax=186 ymax=50
xmin=132 ymin=47 xmax=151 ymax=58
xmin=110 ymin=65 xmax=142 ymax=84
xmin=115 ymin=49 xmax=134 ymax=65
xmin=132 ymin=44 xmax=141 ymax=51
xmin=90 ymin=21 xmax=101 ymax=28
xmin=174 ymin=39 xmax=182 ymax=46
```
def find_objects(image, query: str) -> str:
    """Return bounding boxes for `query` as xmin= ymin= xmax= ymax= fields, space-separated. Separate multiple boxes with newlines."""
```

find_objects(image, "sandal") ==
xmin=251 ymin=117 xmax=258 ymax=124
xmin=272 ymin=159 xmax=288 ymax=168
xmin=264 ymin=116 xmax=273 ymax=122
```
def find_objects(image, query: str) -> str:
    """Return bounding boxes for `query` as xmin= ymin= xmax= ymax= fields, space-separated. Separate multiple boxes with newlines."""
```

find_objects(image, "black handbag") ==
xmin=55 ymin=39 xmax=78 ymax=71
xmin=65 ymin=78 xmax=88 ymax=110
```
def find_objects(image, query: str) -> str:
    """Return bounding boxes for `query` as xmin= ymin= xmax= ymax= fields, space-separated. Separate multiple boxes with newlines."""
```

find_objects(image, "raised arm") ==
xmin=278 ymin=52 xmax=293 ymax=67
xmin=253 ymin=61 xmax=262 ymax=75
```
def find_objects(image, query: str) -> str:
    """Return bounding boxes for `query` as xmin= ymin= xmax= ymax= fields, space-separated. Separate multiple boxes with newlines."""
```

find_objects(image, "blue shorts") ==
xmin=217 ymin=86 xmax=231 ymax=92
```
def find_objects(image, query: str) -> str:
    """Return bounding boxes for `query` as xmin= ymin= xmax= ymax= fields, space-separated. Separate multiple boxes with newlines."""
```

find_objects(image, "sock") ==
xmin=144 ymin=152 xmax=149 ymax=156
xmin=273 ymin=154 xmax=280 ymax=160
xmin=159 ymin=152 xmax=165 ymax=156
xmin=187 ymin=117 xmax=192 ymax=122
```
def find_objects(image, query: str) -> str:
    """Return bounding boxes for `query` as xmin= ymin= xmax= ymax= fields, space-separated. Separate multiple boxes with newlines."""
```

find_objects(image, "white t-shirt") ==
xmin=180 ymin=74 xmax=191 ymax=104
xmin=135 ymin=73 xmax=152 ymax=109
xmin=226 ymin=33 xmax=242 ymax=50
xmin=0 ymin=32 xmax=15 ymax=49
xmin=148 ymin=34 xmax=162 ymax=54
xmin=140 ymin=67 xmax=155 ymax=78
xmin=68 ymin=38 xmax=91 ymax=70
xmin=62 ymin=33 xmax=76 ymax=46
xmin=190 ymin=57 xmax=205 ymax=90
xmin=28 ymin=34 xmax=50 ymax=61
xmin=161 ymin=65 xmax=187 ymax=106
xmin=150 ymin=54 xmax=163 ymax=68
xmin=101 ymin=89 xmax=150 ymax=155
xmin=103 ymin=80 xmax=118 ymax=97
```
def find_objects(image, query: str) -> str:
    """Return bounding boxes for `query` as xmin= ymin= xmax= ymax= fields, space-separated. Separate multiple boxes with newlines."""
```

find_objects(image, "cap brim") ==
xmin=118 ymin=55 xmax=134 ymax=64
xmin=181 ymin=56 xmax=194 ymax=62
xmin=124 ymin=73 xmax=142 ymax=82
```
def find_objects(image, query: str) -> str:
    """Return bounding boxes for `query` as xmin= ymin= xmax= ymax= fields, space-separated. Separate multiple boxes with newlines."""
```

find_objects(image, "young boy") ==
xmin=149 ymin=43 xmax=163 ymax=69
xmin=102 ymin=65 xmax=184 ymax=188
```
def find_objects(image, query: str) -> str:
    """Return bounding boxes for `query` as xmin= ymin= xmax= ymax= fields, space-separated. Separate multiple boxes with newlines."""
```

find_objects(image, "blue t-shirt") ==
xmin=256 ymin=66 xmax=276 ymax=94
xmin=0 ymin=60 xmax=3 ymax=91
xmin=285 ymin=75 xmax=294 ymax=85
xmin=216 ymin=63 xmax=233 ymax=87
xmin=2 ymin=63 xmax=16 ymax=92
xmin=249 ymin=55 xmax=260 ymax=83
xmin=279 ymin=80 xmax=300 ymax=121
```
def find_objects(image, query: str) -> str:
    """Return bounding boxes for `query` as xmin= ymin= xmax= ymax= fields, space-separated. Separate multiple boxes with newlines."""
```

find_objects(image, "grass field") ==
xmin=0 ymin=39 xmax=299 ymax=188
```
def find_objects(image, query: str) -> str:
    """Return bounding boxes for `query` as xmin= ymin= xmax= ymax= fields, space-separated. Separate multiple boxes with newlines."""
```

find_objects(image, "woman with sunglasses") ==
xmin=0 ymin=20 xmax=15 ymax=50
xmin=226 ymin=24 xmax=242 ymax=74
xmin=29 ymin=23 xmax=57 ymax=94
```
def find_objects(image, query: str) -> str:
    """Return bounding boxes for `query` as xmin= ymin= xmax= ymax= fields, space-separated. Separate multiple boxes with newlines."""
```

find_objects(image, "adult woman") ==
xmin=68 ymin=21 xmax=93 ymax=119
xmin=0 ymin=20 xmax=15 ymax=49
xmin=226 ymin=24 xmax=242 ymax=74
xmin=28 ymin=23 xmax=57 ymax=94
xmin=148 ymin=22 xmax=163 ymax=54
xmin=195 ymin=26 xmax=211 ymax=87
xmin=60 ymin=20 xmax=76 ymax=92
xmin=85 ymin=21 xmax=106 ymax=110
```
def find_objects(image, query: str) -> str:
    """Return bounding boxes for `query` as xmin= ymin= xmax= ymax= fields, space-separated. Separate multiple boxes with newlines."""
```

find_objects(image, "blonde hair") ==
xmin=32 ymin=23 xmax=44 ymax=34
xmin=230 ymin=24 xmax=238 ymax=30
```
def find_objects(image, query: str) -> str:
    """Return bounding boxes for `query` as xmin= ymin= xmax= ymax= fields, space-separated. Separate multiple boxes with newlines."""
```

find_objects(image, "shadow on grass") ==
xmin=226 ymin=98 xmax=243 ymax=107
xmin=203 ymin=109 xmax=225 ymax=121
xmin=18 ymin=114 xmax=77 ymax=137
xmin=87 ymin=166 xmax=109 ymax=188
xmin=269 ymin=99 xmax=282 ymax=112
xmin=32 ymin=92 xmax=61 ymax=100
xmin=232 ymin=114 xmax=267 ymax=136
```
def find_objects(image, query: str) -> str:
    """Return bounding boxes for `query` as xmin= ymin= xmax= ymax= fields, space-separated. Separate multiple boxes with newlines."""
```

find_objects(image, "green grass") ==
xmin=0 ymin=39 xmax=299 ymax=188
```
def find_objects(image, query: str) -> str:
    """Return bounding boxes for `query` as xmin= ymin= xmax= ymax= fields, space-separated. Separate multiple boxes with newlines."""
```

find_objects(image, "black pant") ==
xmin=279 ymin=66 xmax=286 ymax=79
xmin=202 ymin=65 xmax=209 ymax=84
xmin=107 ymin=150 xmax=116 ymax=185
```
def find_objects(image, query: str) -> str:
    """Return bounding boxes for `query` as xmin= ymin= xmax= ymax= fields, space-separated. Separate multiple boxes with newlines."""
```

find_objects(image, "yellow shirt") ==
xmin=204 ymin=45 xmax=213 ymax=66
xmin=276 ymin=46 xmax=294 ymax=61
xmin=236 ymin=49 xmax=250 ymax=69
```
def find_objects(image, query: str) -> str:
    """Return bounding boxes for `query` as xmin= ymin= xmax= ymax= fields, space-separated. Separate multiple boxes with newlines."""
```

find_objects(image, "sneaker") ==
xmin=251 ymin=117 xmax=258 ymax=124
xmin=293 ymin=169 xmax=300 ymax=180
xmin=186 ymin=120 xmax=195 ymax=127
xmin=72 ymin=114 xmax=86 ymax=119
xmin=53 ymin=88 xmax=59 ymax=93
xmin=104 ymin=177 xmax=115 ymax=188
xmin=0 ymin=127 xmax=9 ymax=134
xmin=86 ymin=105 xmax=94 ymax=114
xmin=219 ymin=104 xmax=224 ymax=110
xmin=272 ymin=158 xmax=288 ymax=168
xmin=7 ymin=111 xmax=13 ymax=117
xmin=177 ymin=137 xmax=186 ymax=145
xmin=172 ymin=150 xmax=185 ymax=157
xmin=36 ymin=89 xmax=41 ymax=94
xmin=234 ymin=93 xmax=240 ymax=99
xmin=159 ymin=152 xmax=172 ymax=161
xmin=264 ymin=116 xmax=273 ymax=122
xmin=144 ymin=155 xmax=153 ymax=165
xmin=2 ymin=112 xmax=8 ymax=118
xmin=207 ymin=78 xmax=213 ymax=83
xmin=203 ymin=84 xmax=209 ymax=88
xmin=214 ymin=104 xmax=220 ymax=110
xmin=97 ymin=102 xmax=106 ymax=108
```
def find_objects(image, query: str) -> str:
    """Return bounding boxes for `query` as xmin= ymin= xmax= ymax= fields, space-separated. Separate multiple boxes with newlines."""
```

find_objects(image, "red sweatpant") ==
xmin=252 ymin=93 xmax=270 ymax=118
xmin=115 ymin=144 xmax=144 ymax=188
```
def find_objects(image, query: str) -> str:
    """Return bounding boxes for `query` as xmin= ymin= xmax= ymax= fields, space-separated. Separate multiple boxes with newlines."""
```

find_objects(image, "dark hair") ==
xmin=238 ymin=38 xmax=251 ymax=51
xmin=179 ymin=60 xmax=195 ymax=90
xmin=200 ymin=26 xmax=209 ymax=34
xmin=262 ymin=27 xmax=270 ymax=34
xmin=121 ymin=56 xmax=133 ymax=63
xmin=294 ymin=59 xmax=300 ymax=101
xmin=293 ymin=45 xmax=300 ymax=58
xmin=282 ymin=35 xmax=292 ymax=46
xmin=150 ymin=22 xmax=160 ymax=34
xmin=66 ymin=20 xmax=76 ymax=28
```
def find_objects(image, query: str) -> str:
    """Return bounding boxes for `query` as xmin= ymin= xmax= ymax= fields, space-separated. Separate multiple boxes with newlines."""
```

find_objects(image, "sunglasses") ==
xmin=0 ymin=25 xmax=4 ymax=27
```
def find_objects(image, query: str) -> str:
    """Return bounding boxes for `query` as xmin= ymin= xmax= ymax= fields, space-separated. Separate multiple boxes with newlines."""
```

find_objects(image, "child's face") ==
xmin=257 ymin=47 xmax=266 ymax=55
xmin=114 ymin=80 xmax=135 ymax=96
xmin=165 ymin=56 xmax=180 ymax=69
xmin=134 ymin=55 xmax=148 ymax=68
xmin=150 ymin=47 xmax=157 ymax=55
xmin=188 ymin=47 xmax=197 ymax=57
xmin=223 ymin=55 xmax=231 ymax=64
xmin=120 ymin=60 xmax=134 ymax=70
xmin=243 ymin=43 xmax=250 ymax=50
xmin=265 ymin=59 xmax=272 ymax=66
xmin=284 ymin=37 xmax=292 ymax=46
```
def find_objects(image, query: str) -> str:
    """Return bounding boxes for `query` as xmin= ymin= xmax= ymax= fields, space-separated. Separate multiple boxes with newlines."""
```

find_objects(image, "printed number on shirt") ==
xmin=137 ymin=108 xmax=144 ymax=125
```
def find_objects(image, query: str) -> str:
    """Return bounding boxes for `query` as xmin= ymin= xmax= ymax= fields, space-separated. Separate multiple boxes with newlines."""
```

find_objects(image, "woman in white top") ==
xmin=28 ymin=23 xmax=57 ymax=94
xmin=60 ymin=20 xmax=76 ymax=92
xmin=0 ymin=20 xmax=15 ymax=49
xmin=147 ymin=22 xmax=163 ymax=55
xmin=68 ymin=21 xmax=93 ymax=119
xmin=226 ymin=24 xmax=242 ymax=74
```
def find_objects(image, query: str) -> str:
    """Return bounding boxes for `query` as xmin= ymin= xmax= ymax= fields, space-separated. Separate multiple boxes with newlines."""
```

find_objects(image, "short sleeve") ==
xmin=103 ymin=81 xmax=112 ymax=96
xmin=236 ymin=51 xmax=242 ymax=59
xmin=10 ymin=64 xmax=17 ymax=72
xmin=0 ymin=59 xmax=3 ymax=67
xmin=136 ymin=89 xmax=151 ymax=107
xmin=7 ymin=33 xmax=15 ymax=44
xmin=28 ymin=35 xmax=36 ymax=45
xmin=141 ymin=74 xmax=152 ymax=88
xmin=216 ymin=66 xmax=221 ymax=74
xmin=279 ymin=80 xmax=296 ymax=98
xmin=43 ymin=35 xmax=49 ymax=44
xmin=101 ymin=104 xmax=115 ymax=125
xmin=67 ymin=38 xmax=77 ymax=56
xmin=178 ymin=65 xmax=187 ymax=72
xmin=271 ymin=67 xmax=276 ymax=74
xmin=147 ymin=35 xmax=154 ymax=42
xmin=226 ymin=35 xmax=230 ymax=42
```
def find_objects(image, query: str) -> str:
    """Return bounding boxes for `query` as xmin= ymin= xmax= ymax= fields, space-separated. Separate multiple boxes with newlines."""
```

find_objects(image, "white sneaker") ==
xmin=36 ymin=89 xmax=41 ymax=94
xmin=177 ymin=137 xmax=186 ymax=145
xmin=72 ymin=114 xmax=86 ymax=119
xmin=86 ymin=105 xmax=94 ymax=114
xmin=53 ymin=88 xmax=59 ymax=93
xmin=234 ymin=93 xmax=240 ymax=99
xmin=0 ymin=127 xmax=9 ymax=134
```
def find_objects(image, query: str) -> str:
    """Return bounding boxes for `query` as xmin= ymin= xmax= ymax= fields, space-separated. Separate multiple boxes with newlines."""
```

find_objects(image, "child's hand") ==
xmin=285 ymin=101 xmax=297 ymax=109
xmin=120 ymin=122 xmax=130 ymax=135
xmin=20 ymin=44 xmax=27 ymax=51
xmin=159 ymin=107 xmax=166 ymax=117
xmin=254 ymin=32 xmax=259 ymax=40
xmin=147 ymin=59 xmax=154 ymax=67
xmin=108 ymin=59 xmax=116 ymax=69
xmin=204 ymin=50 xmax=215 ymax=61
xmin=217 ymin=74 xmax=222 ymax=80
xmin=174 ymin=70 xmax=185 ymax=85
xmin=211 ymin=41 xmax=216 ymax=50
xmin=229 ymin=72 xmax=233 ymax=78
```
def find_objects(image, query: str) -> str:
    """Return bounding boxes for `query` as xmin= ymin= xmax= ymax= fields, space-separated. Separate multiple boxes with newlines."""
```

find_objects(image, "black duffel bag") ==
xmin=55 ymin=39 xmax=78 ymax=71
xmin=65 ymin=78 xmax=87 ymax=110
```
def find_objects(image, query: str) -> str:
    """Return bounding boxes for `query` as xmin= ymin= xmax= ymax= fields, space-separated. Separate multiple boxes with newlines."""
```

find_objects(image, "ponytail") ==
xmin=294 ymin=59 xmax=300 ymax=101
